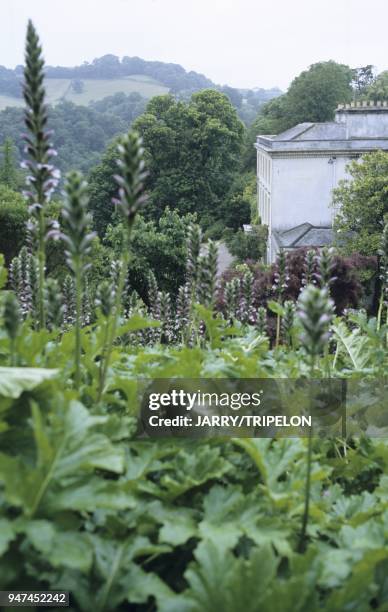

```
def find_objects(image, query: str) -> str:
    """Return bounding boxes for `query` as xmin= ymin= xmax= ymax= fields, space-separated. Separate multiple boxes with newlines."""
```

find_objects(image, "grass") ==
xmin=63 ymin=76 xmax=169 ymax=104
xmin=0 ymin=95 xmax=24 ymax=111
xmin=0 ymin=75 xmax=169 ymax=110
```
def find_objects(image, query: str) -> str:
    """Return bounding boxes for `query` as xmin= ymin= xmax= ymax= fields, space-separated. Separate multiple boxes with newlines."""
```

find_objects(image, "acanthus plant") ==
xmin=22 ymin=21 xmax=60 ymax=329
xmin=315 ymin=246 xmax=337 ymax=290
xmin=297 ymin=284 xmax=334 ymax=551
xmin=3 ymin=291 xmax=21 ymax=366
xmin=60 ymin=171 xmax=95 ymax=389
xmin=97 ymin=132 xmax=148 ymax=400
xmin=302 ymin=249 xmax=316 ymax=288
xmin=272 ymin=250 xmax=289 ymax=346
xmin=377 ymin=220 xmax=388 ymax=336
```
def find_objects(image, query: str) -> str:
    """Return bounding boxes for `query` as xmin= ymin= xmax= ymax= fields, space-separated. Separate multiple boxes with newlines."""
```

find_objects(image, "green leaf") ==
xmin=147 ymin=500 xmax=197 ymax=546
xmin=0 ymin=254 xmax=7 ymax=290
xmin=0 ymin=518 xmax=15 ymax=555
xmin=22 ymin=519 xmax=55 ymax=555
xmin=91 ymin=535 xmax=172 ymax=611
xmin=332 ymin=321 xmax=372 ymax=370
xmin=0 ymin=400 xmax=124 ymax=515
xmin=0 ymin=367 xmax=58 ymax=398
xmin=182 ymin=541 xmax=278 ymax=612
xmin=268 ymin=300 xmax=285 ymax=316
xmin=48 ymin=532 xmax=93 ymax=572
xmin=116 ymin=313 xmax=160 ymax=337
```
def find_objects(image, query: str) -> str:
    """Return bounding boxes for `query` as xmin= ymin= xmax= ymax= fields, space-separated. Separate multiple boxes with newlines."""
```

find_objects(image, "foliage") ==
xmin=224 ymin=225 xmax=268 ymax=263
xmin=219 ymin=172 xmax=256 ymax=230
xmin=365 ymin=70 xmax=388 ymax=102
xmin=333 ymin=151 xmax=388 ymax=256
xmin=284 ymin=61 xmax=354 ymax=125
xmin=89 ymin=91 xmax=147 ymax=123
xmin=219 ymin=248 xmax=373 ymax=319
xmin=132 ymin=91 xmax=244 ymax=229
xmin=243 ymin=61 xmax=354 ymax=169
xmin=351 ymin=65 xmax=375 ymax=98
xmin=105 ymin=207 xmax=195 ymax=297
xmin=0 ymin=137 xmax=22 ymax=189
xmin=0 ymin=101 xmax=128 ymax=178
xmin=0 ymin=185 xmax=28 ymax=265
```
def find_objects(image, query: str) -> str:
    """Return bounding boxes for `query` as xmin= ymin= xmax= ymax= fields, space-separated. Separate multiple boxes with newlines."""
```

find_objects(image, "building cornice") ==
xmin=255 ymin=139 xmax=388 ymax=157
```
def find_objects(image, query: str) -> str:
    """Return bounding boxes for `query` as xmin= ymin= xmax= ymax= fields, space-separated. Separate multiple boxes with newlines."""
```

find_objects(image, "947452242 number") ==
xmin=0 ymin=591 xmax=69 ymax=607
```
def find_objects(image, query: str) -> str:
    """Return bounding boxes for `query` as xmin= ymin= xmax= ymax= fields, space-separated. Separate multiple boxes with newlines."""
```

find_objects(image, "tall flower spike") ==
xmin=45 ymin=278 xmax=64 ymax=330
xmin=62 ymin=275 xmax=76 ymax=326
xmin=18 ymin=246 xmax=33 ymax=317
xmin=23 ymin=21 xmax=60 ymax=328
xmin=95 ymin=280 xmax=115 ymax=318
xmin=297 ymin=285 xmax=334 ymax=360
xmin=302 ymin=249 xmax=316 ymax=288
xmin=147 ymin=270 xmax=159 ymax=311
xmin=113 ymin=131 xmax=148 ymax=231
xmin=297 ymin=284 xmax=333 ymax=554
xmin=61 ymin=171 xmax=95 ymax=389
xmin=273 ymin=250 xmax=289 ymax=303
xmin=377 ymin=220 xmax=388 ymax=332
xmin=61 ymin=172 xmax=95 ymax=272
xmin=379 ymin=221 xmax=388 ymax=306
xmin=176 ymin=282 xmax=191 ymax=340
xmin=82 ymin=276 xmax=92 ymax=326
xmin=9 ymin=256 xmax=22 ymax=295
xmin=315 ymin=247 xmax=337 ymax=289
xmin=197 ymin=241 xmax=219 ymax=308
xmin=224 ymin=277 xmax=240 ymax=320
xmin=256 ymin=306 xmax=267 ymax=335
xmin=98 ymin=131 xmax=148 ymax=401
xmin=159 ymin=290 xmax=173 ymax=343
xmin=282 ymin=300 xmax=296 ymax=346
xmin=186 ymin=223 xmax=202 ymax=289
xmin=3 ymin=292 xmax=21 ymax=366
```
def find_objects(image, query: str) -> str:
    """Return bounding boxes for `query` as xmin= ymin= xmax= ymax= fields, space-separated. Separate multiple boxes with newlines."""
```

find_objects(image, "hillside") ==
xmin=0 ymin=55 xmax=281 ymax=122
xmin=0 ymin=75 xmax=169 ymax=111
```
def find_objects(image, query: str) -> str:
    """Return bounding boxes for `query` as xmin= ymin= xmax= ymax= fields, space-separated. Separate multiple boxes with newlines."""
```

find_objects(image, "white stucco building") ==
xmin=256 ymin=101 xmax=388 ymax=262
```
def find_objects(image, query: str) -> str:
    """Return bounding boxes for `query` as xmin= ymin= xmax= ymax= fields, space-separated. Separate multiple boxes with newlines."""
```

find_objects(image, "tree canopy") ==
xmin=131 ymin=90 xmax=244 ymax=230
xmin=0 ymin=98 xmax=146 ymax=177
xmin=333 ymin=151 xmax=388 ymax=256
xmin=243 ymin=61 xmax=354 ymax=170
xmin=104 ymin=207 xmax=196 ymax=297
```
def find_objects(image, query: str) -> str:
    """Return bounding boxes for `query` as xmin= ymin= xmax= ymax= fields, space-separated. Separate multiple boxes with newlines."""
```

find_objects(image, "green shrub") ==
xmin=0 ymin=185 xmax=28 ymax=265
xmin=225 ymin=225 xmax=268 ymax=263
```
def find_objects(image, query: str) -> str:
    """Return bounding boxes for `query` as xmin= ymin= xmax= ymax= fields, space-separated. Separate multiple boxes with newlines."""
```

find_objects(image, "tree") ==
xmin=243 ymin=62 xmax=353 ymax=170
xmin=71 ymin=79 xmax=85 ymax=94
xmin=0 ymin=185 xmax=28 ymax=264
xmin=366 ymin=71 xmax=388 ymax=101
xmin=351 ymin=65 xmax=375 ymax=98
xmin=132 ymin=90 xmax=244 ymax=230
xmin=87 ymin=140 xmax=120 ymax=236
xmin=219 ymin=172 xmax=255 ymax=230
xmin=220 ymin=85 xmax=243 ymax=109
xmin=104 ymin=207 xmax=196 ymax=296
xmin=0 ymin=137 xmax=20 ymax=189
xmin=284 ymin=61 xmax=353 ymax=125
xmin=333 ymin=151 xmax=388 ymax=256
xmin=224 ymin=225 xmax=268 ymax=263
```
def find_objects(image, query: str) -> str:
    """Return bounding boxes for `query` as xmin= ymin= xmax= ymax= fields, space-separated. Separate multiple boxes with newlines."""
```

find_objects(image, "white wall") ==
xmin=346 ymin=112 xmax=388 ymax=138
xmin=271 ymin=155 xmax=352 ymax=230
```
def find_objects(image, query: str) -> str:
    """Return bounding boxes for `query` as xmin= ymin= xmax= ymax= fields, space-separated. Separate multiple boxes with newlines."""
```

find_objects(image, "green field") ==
xmin=0 ymin=95 xmax=24 ymax=111
xmin=0 ymin=75 xmax=169 ymax=110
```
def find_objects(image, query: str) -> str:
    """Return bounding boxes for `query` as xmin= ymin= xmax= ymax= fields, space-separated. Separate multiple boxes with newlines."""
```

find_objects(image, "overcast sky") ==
xmin=0 ymin=0 xmax=387 ymax=90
